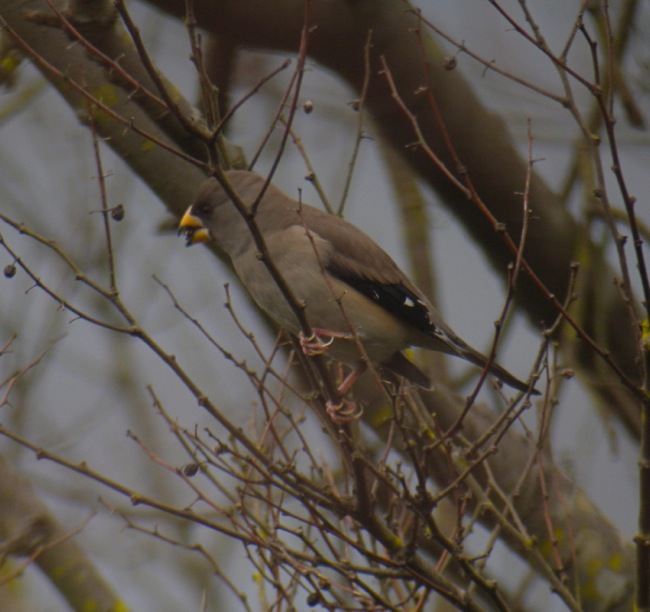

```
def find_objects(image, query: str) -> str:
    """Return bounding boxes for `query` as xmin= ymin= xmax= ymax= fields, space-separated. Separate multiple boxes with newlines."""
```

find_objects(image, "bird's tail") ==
xmin=420 ymin=325 xmax=539 ymax=395
xmin=455 ymin=342 xmax=539 ymax=395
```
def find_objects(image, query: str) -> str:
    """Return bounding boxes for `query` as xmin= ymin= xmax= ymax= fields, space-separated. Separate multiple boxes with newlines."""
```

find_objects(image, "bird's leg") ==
xmin=298 ymin=329 xmax=365 ymax=421
xmin=298 ymin=328 xmax=353 ymax=357
xmin=336 ymin=361 xmax=367 ymax=396
xmin=325 ymin=362 xmax=367 ymax=423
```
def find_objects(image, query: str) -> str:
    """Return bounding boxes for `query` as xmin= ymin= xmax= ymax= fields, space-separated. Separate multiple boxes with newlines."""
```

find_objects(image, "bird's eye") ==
xmin=195 ymin=203 xmax=212 ymax=218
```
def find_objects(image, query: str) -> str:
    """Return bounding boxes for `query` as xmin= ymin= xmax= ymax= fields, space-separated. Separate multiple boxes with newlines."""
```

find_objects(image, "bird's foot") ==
xmin=299 ymin=330 xmax=335 ymax=356
xmin=299 ymin=328 xmax=353 ymax=357
xmin=326 ymin=398 xmax=363 ymax=423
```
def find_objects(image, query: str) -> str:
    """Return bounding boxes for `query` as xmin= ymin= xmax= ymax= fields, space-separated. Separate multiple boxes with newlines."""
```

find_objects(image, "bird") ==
xmin=179 ymin=170 xmax=538 ymax=409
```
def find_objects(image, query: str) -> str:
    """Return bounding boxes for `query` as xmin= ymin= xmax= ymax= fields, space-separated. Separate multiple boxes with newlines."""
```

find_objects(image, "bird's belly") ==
xmin=235 ymin=254 xmax=411 ymax=365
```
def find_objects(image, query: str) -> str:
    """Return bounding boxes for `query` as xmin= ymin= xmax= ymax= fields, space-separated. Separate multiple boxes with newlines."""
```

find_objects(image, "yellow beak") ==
xmin=178 ymin=208 xmax=211 ymax=246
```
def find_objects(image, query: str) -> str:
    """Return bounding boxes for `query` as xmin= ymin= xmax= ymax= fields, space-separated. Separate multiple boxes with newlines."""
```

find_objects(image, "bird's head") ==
xmin=178 ymin=174 xmax=266 ymax=258
xmin=178 ymin=178 xmax=228 ymax=247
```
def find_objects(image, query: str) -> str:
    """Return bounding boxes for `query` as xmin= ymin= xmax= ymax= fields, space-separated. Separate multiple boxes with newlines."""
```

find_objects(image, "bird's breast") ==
xmin=233 ymin=232 xmax=412 ymax=364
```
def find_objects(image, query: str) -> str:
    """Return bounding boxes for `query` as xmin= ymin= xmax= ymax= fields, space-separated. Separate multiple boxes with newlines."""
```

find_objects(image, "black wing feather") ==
xmin=339 ymin=276 xmax=436 ymax=334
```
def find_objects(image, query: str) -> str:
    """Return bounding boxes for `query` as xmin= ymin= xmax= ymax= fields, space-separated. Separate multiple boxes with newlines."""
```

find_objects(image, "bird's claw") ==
xmin=299 ymin=330 xmax=335 ymax=356
xmin=326 ymin=398 xmax=363 ymax=423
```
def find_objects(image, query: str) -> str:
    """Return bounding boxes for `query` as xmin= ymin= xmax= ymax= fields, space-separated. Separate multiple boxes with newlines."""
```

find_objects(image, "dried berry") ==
xmin=306 ymin=592 xmax=321 ymax=607
xmin=444 ymin=56 xmax=457 ymax=70
xmin=111 ymin=204 xmax=125 ymax=221
xmin=182 ymin=463 xmax=200 ymax=477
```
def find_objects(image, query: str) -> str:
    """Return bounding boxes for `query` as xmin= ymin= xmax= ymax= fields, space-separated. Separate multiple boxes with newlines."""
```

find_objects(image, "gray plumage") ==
xmin=179 ymin=170 xmax=537 ymax=395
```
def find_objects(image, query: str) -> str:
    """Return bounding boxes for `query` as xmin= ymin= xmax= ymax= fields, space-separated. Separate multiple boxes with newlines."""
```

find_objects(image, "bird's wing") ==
xmin=298 ymin=206 xmax=438 ymax=336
